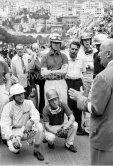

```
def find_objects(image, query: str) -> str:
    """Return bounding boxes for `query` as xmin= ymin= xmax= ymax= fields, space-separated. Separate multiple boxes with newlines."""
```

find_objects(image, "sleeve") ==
xmin=61 ymin=53 xmax=68 ymax=65
xmin=91 ymin=75 xmax=111 ymax=116
xmin=3 ymin=62 xmax=9 ymax=74
xmin=43 ymin=107 xmax=50 ymax=122
xmin=1 ymin=104 xmax=13 ymax=140
xmin=11 ymin=60 xmax=17 ymax=77
xmin=29 ymin=100 xmax=40 ymax=124
xmin=41 ymin=55 xmax=47 ymax=68
xmin=61 ymin=102 xmax=73 ymax=117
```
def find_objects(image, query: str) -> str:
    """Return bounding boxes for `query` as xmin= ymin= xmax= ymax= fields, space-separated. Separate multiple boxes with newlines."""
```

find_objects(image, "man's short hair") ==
xmin=69 ymin=41 xmax=80 ymax=48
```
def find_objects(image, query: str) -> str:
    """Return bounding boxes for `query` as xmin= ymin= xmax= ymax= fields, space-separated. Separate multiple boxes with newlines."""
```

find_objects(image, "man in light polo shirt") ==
xmin=41 ymin=33 xmax=68 ymax=105
xmin=66 ymin=40 xmax=86 ymax=135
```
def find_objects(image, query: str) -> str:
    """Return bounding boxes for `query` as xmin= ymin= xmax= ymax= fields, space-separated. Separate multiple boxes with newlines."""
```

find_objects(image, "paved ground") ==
xmin=0 ymin=135 xmax=90 ymax=166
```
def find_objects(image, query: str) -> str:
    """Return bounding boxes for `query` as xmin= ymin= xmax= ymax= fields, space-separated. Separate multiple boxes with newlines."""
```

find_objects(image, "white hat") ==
xmin=10 ymin=83 xmax=25 ymax=97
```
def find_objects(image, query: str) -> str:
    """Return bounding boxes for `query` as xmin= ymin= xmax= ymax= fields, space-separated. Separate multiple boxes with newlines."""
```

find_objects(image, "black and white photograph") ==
xmin=0 ymin=0 xmax=113 ymax=165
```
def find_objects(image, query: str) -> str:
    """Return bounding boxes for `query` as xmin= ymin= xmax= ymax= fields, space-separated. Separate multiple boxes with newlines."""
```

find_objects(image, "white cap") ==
xmin=10 ymin=83 xmax=25 ymax=97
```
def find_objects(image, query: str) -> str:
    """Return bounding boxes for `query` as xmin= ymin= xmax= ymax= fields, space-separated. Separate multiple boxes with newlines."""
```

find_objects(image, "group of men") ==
xmin=1 ymin=31 xmax=113 ymax=165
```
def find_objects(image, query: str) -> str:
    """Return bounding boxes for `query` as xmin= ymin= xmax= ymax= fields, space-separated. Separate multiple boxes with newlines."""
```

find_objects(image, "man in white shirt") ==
xmin=1 ymin=83 xmax=44 ymax=161
xmin=66 ymin=41 xmax=86 ymax=135
xmin=11 ymin=44 xmax=30 ymax=98
xmin=78 ymin=33 xmax=97 ymax=97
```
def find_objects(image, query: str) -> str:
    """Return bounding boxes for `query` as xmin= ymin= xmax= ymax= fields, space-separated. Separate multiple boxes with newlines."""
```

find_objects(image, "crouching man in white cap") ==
xmin=43 ymin=89 xmax=78 ymax=152
xmin=1 ymin=83 xmax=44 ymax=161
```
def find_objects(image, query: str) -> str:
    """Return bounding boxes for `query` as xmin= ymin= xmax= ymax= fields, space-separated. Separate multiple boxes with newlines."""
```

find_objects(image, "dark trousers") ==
xmin=35 ymin=78 xmax=45 ymax=115
xmin=66 ymin=78 xmax=83 ymax=130
xmin=28 ymin=71 xmax=45 ymax=115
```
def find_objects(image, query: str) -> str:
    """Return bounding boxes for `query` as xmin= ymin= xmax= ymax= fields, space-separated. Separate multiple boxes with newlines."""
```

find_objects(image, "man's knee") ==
xmin=35 ymin=122 xmax=43 ymax=133
xmin=72 ymin=122 xmax=78 ymax=130
xmin=45 ymin=131 xmax=56 ymax=142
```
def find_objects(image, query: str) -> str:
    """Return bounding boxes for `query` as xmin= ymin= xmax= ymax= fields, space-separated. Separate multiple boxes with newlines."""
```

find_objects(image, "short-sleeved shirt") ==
xmin=41 ymin=49 xmax=68 ymax=70
xmin=66 ymin=54 xmax=86 ymax=80
xmin=43 ymin=102 xmax=72 ymax=126
xmin=0 ymin=61 xmax=9 ymax=85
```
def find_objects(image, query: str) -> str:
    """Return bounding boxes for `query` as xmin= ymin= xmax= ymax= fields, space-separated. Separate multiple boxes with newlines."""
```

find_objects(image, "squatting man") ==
xmin=43 ymin=89 xmax=78 ymax=152
xmin=1 ymin=83 xmax=44 ymax=161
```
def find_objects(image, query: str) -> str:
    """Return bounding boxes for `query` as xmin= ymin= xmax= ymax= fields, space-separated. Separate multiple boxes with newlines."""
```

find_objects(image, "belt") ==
xmin=66 ymin=78 xmax=82 ymax=81
xmin=46 ymin=78 xmax=64 ymax=80
xmin=46 ymin=75 xmax=64 ymax=80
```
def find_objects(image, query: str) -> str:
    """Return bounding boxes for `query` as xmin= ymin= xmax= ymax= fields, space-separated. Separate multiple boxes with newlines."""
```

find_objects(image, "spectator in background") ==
xmin=93 ymin=36 xmax=105 ymax=79
xmin=11 ymin=44 xmax=30 ymax=98
xmin=78 ymin=32 xmax=97 ymax=97
xmin=28 ymin=43 xmax=45 ymax=116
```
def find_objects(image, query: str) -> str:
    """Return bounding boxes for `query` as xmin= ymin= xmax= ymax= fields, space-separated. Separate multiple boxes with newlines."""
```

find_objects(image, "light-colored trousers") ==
xmin=0 ymin=84 xmax=9 ymax=119
xmin=44 ymin=79 xmax=67 ymax=105
xmin=7 ymin=123 xmax=44 ymax=153
xmin=44 ymin=122 xmax=78 ymax=146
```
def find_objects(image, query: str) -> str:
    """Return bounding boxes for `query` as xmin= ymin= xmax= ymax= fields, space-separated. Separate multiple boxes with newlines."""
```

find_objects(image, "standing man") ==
xmin=1 ymin=83 xmax=44 ymax=161
xmin=41 ymin=33 xmax=68 ymax=105
xmin=28 ymin=43 xmax=45 ymax=116
xmin=78 ymin=32 xmax=97 ymax=97
xmin=11 ymin=44 xmax=30 ymax=98
xmin=93 ymin=35 xmax=105 ymax=79
xmin=68 ymin=39 xmax=113 ymax=165
xmin=66 ymin=41 xmax=86 ymax=135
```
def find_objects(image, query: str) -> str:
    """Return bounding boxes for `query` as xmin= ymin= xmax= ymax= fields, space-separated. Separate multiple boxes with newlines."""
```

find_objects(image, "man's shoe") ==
xmin=43 ymin=139 xmax=48 ymax=143
xmin=48 ymin=143 xmax=55 ymax=149
xmin=64 ymin=144 xmax=77 ymax=153
xmin=13 ymin=151 xmax=20 ymax=155
xmin=76 ymin=130 xmax=88 ymax=136
xmin=77 ymin=128 xmax=88 ymax=136
xmin=34 ymin=150 xmax=44 ymax=161
xmin=2 ymin=139 xmax=8 ymax=146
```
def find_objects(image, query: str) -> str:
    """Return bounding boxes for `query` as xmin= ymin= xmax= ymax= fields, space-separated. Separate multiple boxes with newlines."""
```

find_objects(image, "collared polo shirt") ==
xmin=66 ymin=55 xmax=86 ymax=80
xmin=41 ymin=49 xmax=68 ymax=70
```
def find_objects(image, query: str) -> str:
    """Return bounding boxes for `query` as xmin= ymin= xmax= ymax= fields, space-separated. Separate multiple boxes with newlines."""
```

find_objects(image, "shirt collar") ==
xmin=107 ymin=60 xmax=113 ymax=67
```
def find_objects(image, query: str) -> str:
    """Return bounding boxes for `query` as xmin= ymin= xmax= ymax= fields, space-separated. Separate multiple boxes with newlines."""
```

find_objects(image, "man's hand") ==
xmin=68 ymin=88 xmax=89 ymax=111
xmin=12 ymin=136 xmax=21 ymax=149
xmin=68 ymin=88 xmax=83 ymax=101
xmin=25 ymin=120 xmax=33 ymax=132
xmin=56 ymin=127 xmax=69 ymax=139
